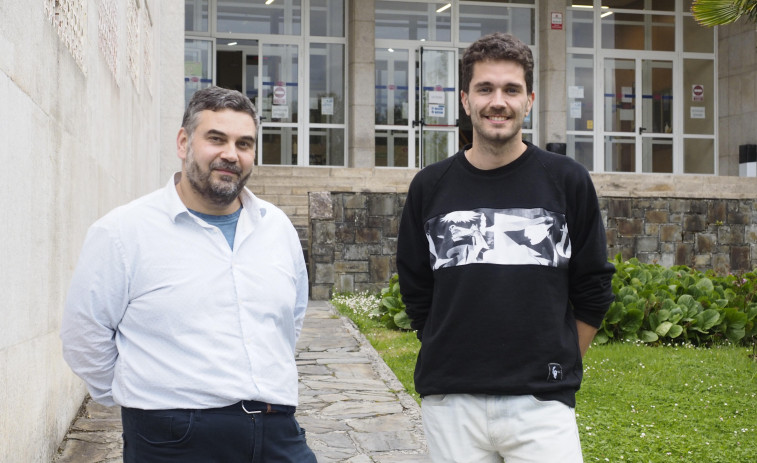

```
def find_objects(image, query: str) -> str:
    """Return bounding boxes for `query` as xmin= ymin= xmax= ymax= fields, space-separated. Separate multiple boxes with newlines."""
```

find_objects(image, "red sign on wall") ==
xmin=551 ymin=12 xmax=563 ymax=30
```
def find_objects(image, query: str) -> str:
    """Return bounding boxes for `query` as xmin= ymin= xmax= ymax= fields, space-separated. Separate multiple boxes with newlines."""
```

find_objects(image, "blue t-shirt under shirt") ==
xmin=188 ymin=207 xmax=242 ymax=249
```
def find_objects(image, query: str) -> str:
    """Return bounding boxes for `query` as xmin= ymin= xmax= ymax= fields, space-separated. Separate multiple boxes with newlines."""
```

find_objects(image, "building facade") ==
xmin=183 ymin=0 xmax=757 ymax=175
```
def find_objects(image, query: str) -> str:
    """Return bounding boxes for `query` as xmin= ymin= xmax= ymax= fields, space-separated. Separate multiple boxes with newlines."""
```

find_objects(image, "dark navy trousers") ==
xmin=121 ymin=401 xmax=317 ymax=462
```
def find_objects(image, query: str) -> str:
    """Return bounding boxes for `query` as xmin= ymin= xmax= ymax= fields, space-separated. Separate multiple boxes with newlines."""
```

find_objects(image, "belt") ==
xmin=216 ymin=400 xmax=296 ymax=415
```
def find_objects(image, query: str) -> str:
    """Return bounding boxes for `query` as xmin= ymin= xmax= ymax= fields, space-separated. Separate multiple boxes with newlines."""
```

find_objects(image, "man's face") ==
xmin=178 ymin=109 xmax=257 ymax=208
xmin=461 ymin=59 xmax=534 ymax=149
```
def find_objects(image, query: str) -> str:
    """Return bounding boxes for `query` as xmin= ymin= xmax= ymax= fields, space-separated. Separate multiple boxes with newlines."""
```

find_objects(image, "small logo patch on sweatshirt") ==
xmin=547 ymin=363 xmax=563 ymax=382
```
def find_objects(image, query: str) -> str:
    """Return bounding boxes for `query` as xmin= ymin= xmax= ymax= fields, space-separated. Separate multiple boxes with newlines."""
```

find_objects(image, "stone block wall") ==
xmin=604 ymin=197 xmax=757 ymax=274
xmin=309 ymin=191 xmax=757 ymax=300
xmin=309 ymin=191 xmax=404 ymax=300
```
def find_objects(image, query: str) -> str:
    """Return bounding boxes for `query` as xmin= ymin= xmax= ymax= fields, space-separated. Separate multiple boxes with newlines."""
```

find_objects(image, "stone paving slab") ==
xmin=52 ymin=300 xmax=430 ymax=462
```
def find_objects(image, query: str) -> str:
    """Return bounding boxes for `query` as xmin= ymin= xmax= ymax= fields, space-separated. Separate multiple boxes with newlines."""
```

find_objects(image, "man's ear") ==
xmin=461 ymin=90 xmax=471 ymax=116
xmin=177 ymin=128 xmax=189 ymax=161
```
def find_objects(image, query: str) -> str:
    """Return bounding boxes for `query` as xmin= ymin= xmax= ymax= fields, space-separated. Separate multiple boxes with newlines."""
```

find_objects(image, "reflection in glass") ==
xmin=683 ymin=59 xmax=714 ymax=135
xmin=641 ymin=60 xmax=673 ymax=134
xmin=262 ymin=44 xmax=299 ymax=123
xmin=184 ymin=39 xmax=213 ymax=107
xmin=310 ymin=0 xmax=344 ymax=37
xmin=684 ymin=138 xmax=714 ymax=174
xmin=375 ymin=1 xmax=451 ymax=41
xmin=642 ymin=138 xmax=673 ymax=173
xmin=217 ymin=0 xmax=301 ymax=35
xmin=567 ymin=54 xmax=594 ymax=131
xmin=262 ymin=127 xmax=297 ymax=165
xmin=375 ymin=130 xmax=409 ymax=167
xmin=683 ymin=15 xmax=713 ymax=53
xmin=185 ymin=0 xmax=209 ymax=32
xmin=567 ymin=135 xmax=593 ymax=171
xmin=605 ymin=136 xmax=635 ymax=172
xmin=568 ymin=9 xmax=593 ymax=48
xmin=602 ymin=13 xmax=674 ymax=51
xmin=422 ymin=130 xmax=455 ymax=167
xmin=604 ymin=0 xmax=674 ymax=11
xmin=310 ymin=44 xmax=344 ymax=124
xmin=604 ymin=58 xmax=635 ymax=133
xmin=309 ymin=128 xmax=344 ymax=166
xmin=459 ymin=4 xmax=534 ymax=44
xmin=376 ymin=49 xmax=410 ymax=126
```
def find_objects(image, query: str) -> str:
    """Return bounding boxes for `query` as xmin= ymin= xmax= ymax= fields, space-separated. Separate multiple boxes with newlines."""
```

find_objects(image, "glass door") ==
xmin=602 ymin=56 xmax=674 ymax=173
xmin=417 ymin=47 xmax=458 ymax=167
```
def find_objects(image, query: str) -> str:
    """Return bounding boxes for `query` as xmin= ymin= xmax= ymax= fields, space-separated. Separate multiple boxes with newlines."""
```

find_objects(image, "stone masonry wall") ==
xmin=309 ymin=192 xmax=757 ymax=300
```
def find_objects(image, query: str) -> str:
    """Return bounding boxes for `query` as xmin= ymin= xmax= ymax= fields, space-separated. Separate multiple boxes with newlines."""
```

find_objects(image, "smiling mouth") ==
xmin=486 ymin=115 xmax=511 ymax=122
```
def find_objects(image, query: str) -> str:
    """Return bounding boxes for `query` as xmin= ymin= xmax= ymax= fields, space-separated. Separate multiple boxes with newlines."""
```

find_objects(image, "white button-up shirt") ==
xmin=61 ymin=174 xmax=308 ymax=409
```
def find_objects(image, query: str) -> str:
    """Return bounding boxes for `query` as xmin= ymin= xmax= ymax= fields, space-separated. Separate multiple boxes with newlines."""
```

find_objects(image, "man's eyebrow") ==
xmin=205 ymin=129 xmax=255 ymax=143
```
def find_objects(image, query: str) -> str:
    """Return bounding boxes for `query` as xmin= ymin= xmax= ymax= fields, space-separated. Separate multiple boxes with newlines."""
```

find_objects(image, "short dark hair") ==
xmin=461 ymin=33 xmax=534 ymax=94
xmin=182 ymin=86 xmax=259 ymax=138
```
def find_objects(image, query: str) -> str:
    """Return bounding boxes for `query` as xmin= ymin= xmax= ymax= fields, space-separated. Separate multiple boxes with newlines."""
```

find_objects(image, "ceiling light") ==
xmin=227 ymin=41 xmax=238 ymax=46
xmin=436 ymin=3 xmax=451 ymax=13
xmin=265 ymin=0 xmax=275 ymax=4
xmin=388 ymin=48 xmax=395 ymax=53
xmin=601 ymin=11 xmax=613 ymax=18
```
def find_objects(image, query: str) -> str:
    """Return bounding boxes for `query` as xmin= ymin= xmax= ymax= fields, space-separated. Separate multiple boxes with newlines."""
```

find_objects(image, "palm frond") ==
xmin=692 ymin=0 xmax=757 ymax=26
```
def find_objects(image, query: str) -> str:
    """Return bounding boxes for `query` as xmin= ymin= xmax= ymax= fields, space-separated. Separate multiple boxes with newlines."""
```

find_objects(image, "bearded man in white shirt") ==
xmin=61 ymin=86 xmax=317 ymax=462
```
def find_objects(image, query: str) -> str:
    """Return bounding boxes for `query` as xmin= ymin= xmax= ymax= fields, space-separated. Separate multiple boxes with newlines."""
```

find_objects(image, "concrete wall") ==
xmin=0 ymin=1 xmax=183 ymax=460
xmin=718 ymin=19 xmax=757 ymax=176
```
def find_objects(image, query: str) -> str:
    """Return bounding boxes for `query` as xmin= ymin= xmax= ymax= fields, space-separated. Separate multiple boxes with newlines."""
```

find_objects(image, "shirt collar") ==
xmin=163 ymin=172 xmax=262 ymax=223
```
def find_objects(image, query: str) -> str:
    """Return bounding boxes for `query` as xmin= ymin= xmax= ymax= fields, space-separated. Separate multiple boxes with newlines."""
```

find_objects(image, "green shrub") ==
xmin=372 ymin=274 xmax=412 ymax=330
xmin=597 ymin=255 xmax=757 ymax=346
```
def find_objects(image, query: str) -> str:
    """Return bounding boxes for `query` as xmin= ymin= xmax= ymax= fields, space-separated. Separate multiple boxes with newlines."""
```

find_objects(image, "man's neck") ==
xmin=465 ymin=138 xmax=528 ymax=170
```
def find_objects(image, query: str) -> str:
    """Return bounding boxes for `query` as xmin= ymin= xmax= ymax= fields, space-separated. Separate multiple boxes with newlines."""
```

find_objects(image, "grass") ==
xmin=331 ymin=293 xmax=757 ymax=462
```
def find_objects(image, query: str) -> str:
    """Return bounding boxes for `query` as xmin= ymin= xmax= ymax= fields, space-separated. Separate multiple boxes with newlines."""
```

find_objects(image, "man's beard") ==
xmin=185 ymin=146 xmax=251 ymax=207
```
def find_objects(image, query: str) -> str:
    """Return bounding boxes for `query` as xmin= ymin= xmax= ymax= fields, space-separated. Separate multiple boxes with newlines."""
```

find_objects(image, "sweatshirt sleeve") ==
xmin=566 ymin=168 xmax=616 ymax=328
xmin=60 ymin=223 xmax=130 ymax=407
xmin=397 ymin=179 xmax=435 ymax=339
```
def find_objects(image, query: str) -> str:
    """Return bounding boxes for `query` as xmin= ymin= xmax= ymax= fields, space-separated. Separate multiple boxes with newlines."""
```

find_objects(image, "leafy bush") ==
xmin=597 ymin=255 xmax=757 ymax=346
xmin=372 ymin=274 xmax=412 ymax=330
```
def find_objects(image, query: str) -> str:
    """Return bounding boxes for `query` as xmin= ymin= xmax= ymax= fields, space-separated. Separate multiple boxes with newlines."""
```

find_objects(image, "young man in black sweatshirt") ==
xmin=397 ymin=33 xmax=615 ymax=462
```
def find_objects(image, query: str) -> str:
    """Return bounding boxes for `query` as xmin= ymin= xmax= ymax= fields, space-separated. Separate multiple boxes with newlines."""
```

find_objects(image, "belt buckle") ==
xmin=241 ymin=402 xmax=262 ymax=415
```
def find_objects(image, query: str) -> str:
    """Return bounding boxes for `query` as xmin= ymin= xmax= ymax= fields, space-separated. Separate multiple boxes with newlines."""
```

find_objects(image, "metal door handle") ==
xmin=638 ymin=127 xmax=647 ymax=134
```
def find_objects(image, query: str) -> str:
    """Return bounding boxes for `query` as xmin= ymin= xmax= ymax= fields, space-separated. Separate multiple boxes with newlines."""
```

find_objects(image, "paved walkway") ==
xmin=53 ymin=300 xmax=430 ymax=462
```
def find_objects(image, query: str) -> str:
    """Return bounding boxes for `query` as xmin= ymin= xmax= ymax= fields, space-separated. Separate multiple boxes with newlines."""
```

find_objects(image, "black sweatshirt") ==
xmin=397 ymin=142 xmax=615 ymax=407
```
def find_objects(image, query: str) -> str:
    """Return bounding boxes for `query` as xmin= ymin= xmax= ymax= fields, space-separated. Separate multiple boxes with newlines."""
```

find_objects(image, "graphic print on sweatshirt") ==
xmin=424 ymin=208 xmax=571 ymax=270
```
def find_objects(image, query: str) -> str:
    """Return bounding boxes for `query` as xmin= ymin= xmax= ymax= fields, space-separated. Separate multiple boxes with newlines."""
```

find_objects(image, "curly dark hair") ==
xmin=461 ymin=33 xmax=534 ymax=94
xmin=182 ymin=86 xmax=259 ymax=138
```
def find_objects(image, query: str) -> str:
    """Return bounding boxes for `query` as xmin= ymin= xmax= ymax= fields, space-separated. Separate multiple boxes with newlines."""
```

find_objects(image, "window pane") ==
xmin=683 ymin=59 xmax=714 ymax=135
xmin=683 ymin=15 xmax=713 ymax=53
xmin=642 ymin=138 xmax=673 ymax=173
xmin=604 ymin=58 xmax=636 ymax=133
xmin=605 ymin=136 xmax=635 ymax=172
xmin=310 ymin=128 xmax=344 ymax=166
xmin=568 ymin=9 xmax=593 ymax=48
xmin=375 ymin=1 xmax=450 ymax=41
xmin=604 ymin=0 xmax=673 ymax=11
xmin=262 ymin=44 xmax=299 ymax=123
xmin=310 ymin=0 xmax=344 ymax=37
xmin=217 ymin=0 xmax=301 ymax=35
xmin=185 ymin=0 xmax=209 ymax=32
xmin=375 ymin=48 xmax=410 ymax=126
xmin=684 ymin=138 xmax=714 ymax=174
xmin=184 ymin=39 xmax=213 ymax=107
xmin=262 ymin=127 xmax=297 ymax=165
xmin=310 ymin=44 xmax=344 ymax=124
xmin=459 ymin=4 xmax=534 ymax=44
xmin=567 ymin=54 xmax=594 ymax=131
xmin=422 ymin=130 xmax=455 ymax=167
xmin=567 ymin=135 xmax=593 ymax=171
xmin=641 ymin=60 xmax=673 ymax=134
xmin=602 ymin=13 xmax=674 ymax=51
xmin=375 ymin=130 xmax=409 ymax=167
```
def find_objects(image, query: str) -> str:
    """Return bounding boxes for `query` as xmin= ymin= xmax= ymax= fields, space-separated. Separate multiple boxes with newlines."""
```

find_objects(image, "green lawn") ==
xmin=331 ymin=294 xmax=757 ymax=462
